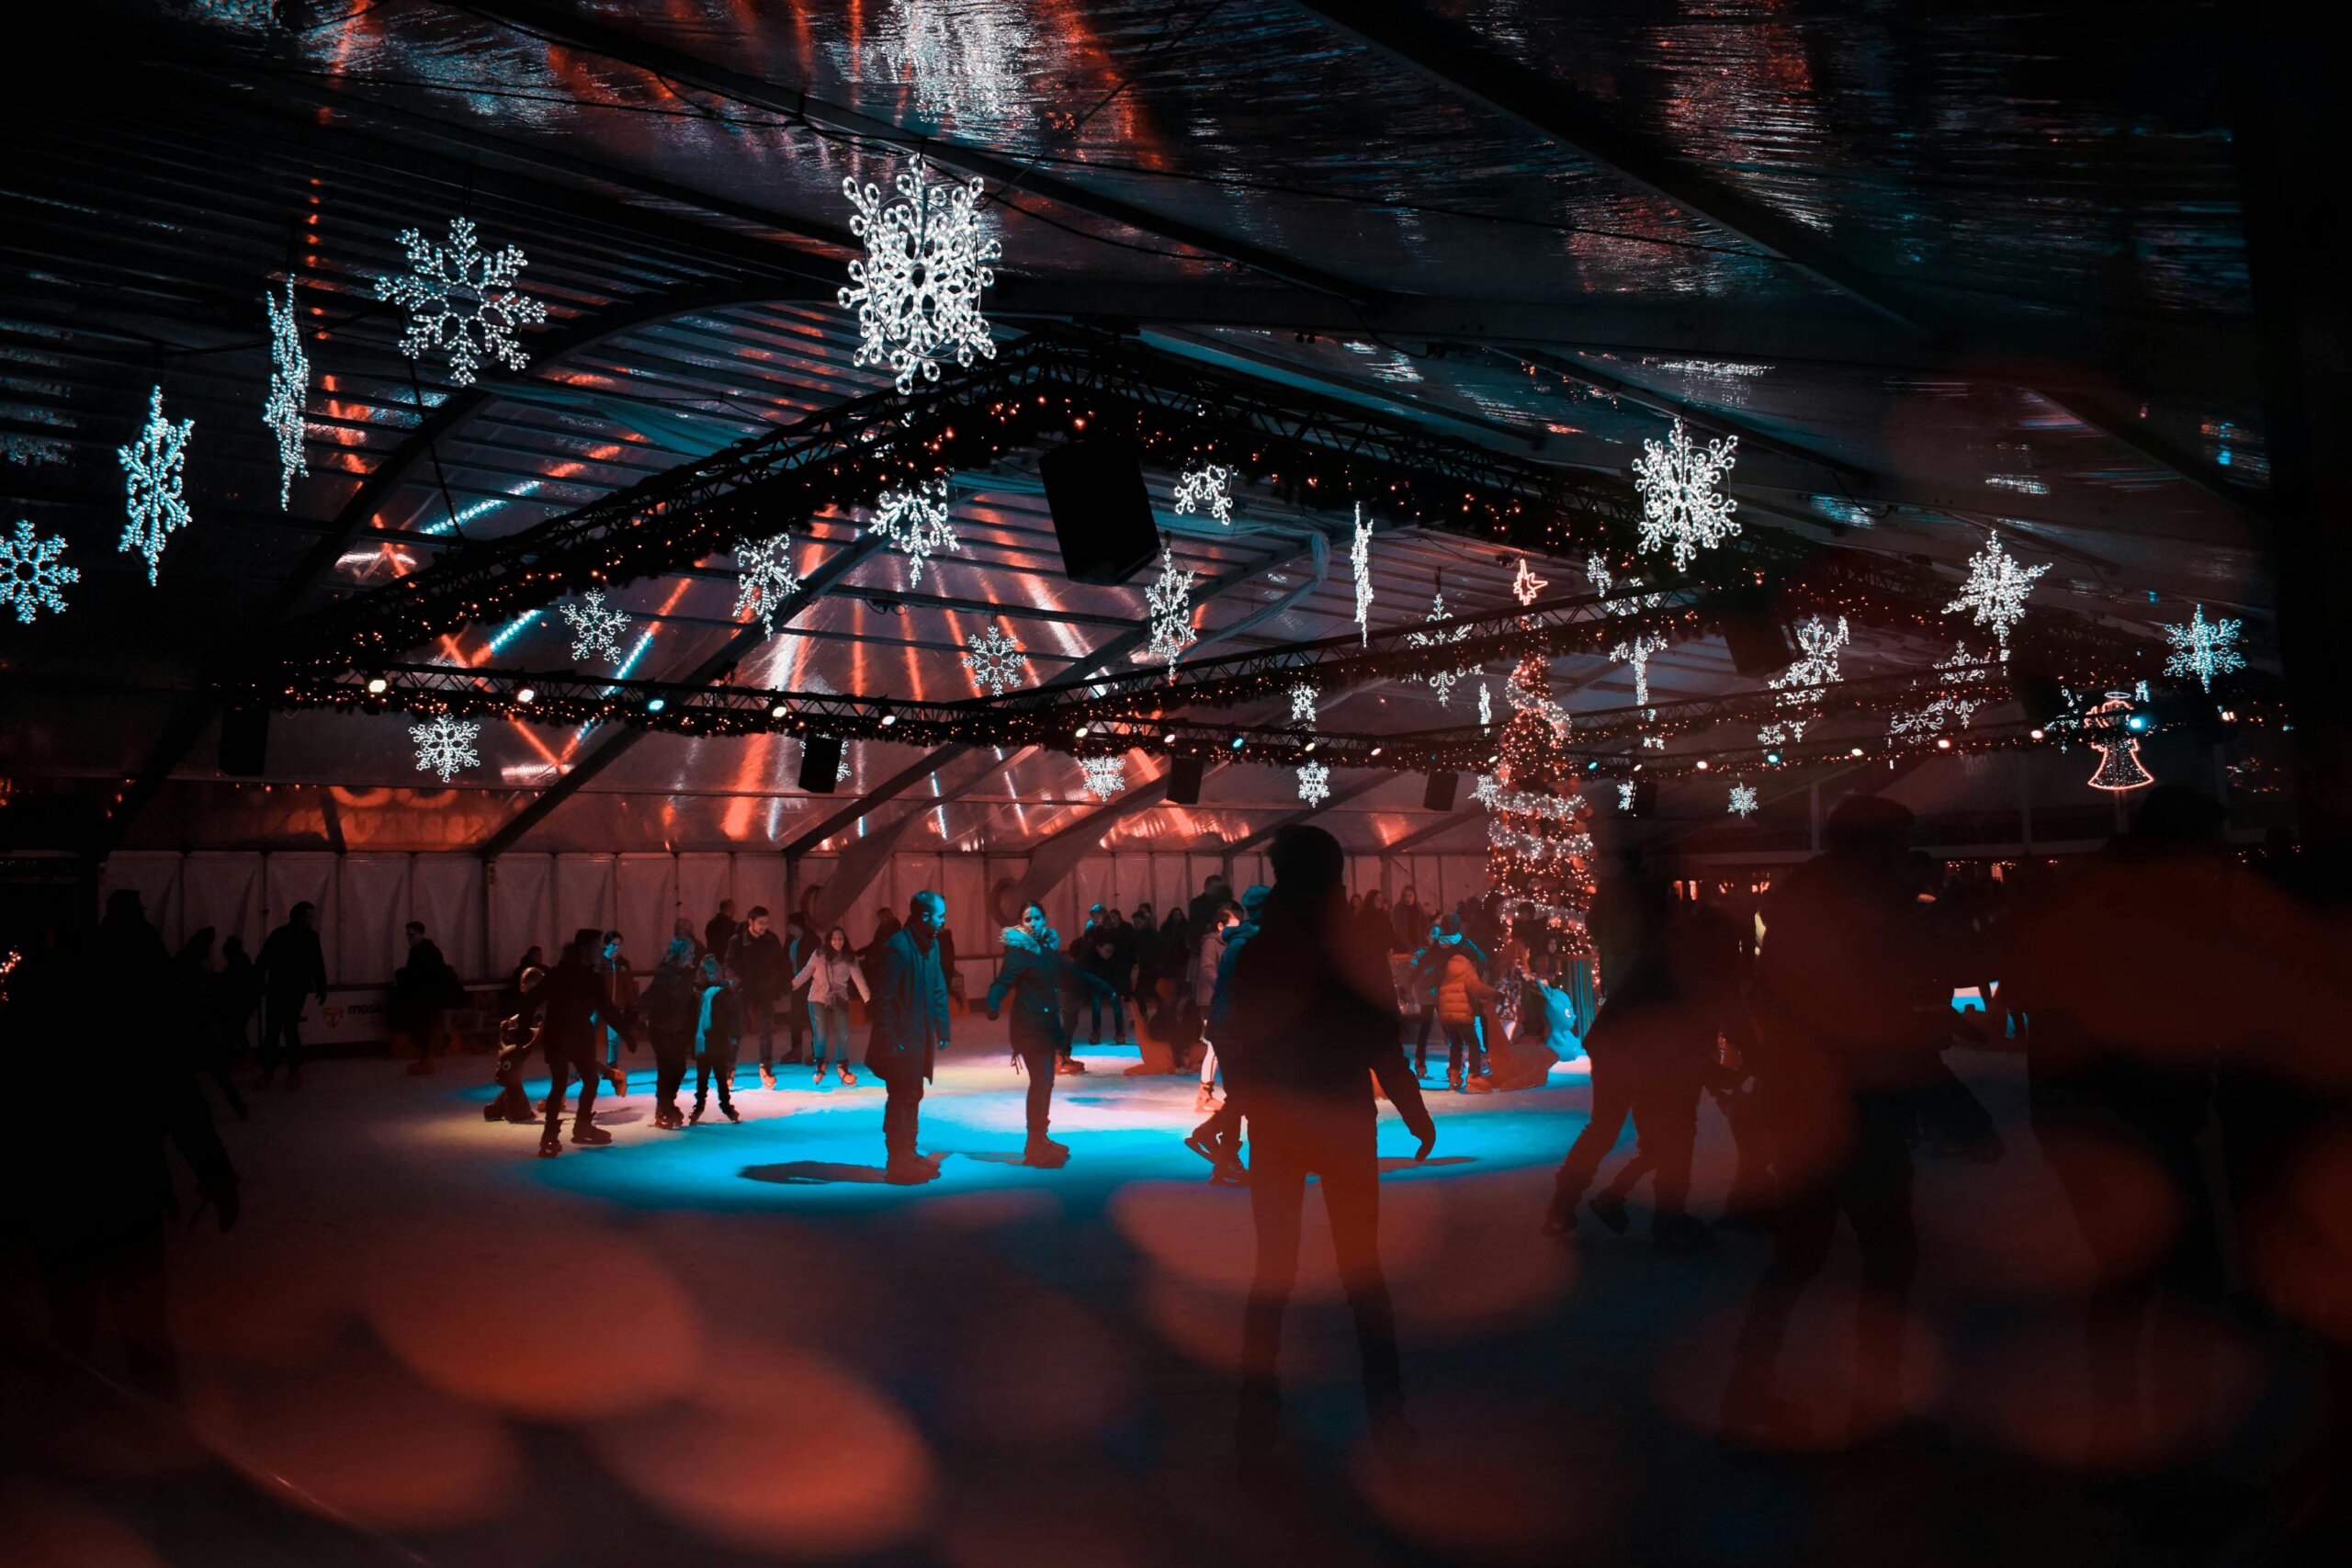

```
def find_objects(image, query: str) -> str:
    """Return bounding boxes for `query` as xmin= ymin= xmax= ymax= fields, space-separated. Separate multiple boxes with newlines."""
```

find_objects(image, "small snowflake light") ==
xmin=839 ymin=153 xmax=1001 ymax=392
xmin=117 ymin=386 xmax=193 ymax=585
xmin=733 ymin=534 xmax=803 ymax=635
xmin=1945 ymin=534 xmax=2050 ymax=655
xmin=1408 ymin=589 xmax=1474 ymax=705
xmin=1477 ymin=680 xmax=1493 ymax=728
xmin=1173 ymin=464 xmax=1235 ymax=525
xmin=1727 ymin=783 xmax=1759 ymax=818
xmin=1080 ymin=754 xmax=1126 ymax=800
xmin=1139 ymin=543 xmax=1197 ymax=676
xmin=1760 ymin=615 xmax=1849 ymax=744
xmin=262 ymin=276 xmax=308 ymax=508
xmin=867 ymin=478 xmax=960 ymax=587
xmin=1513 ymin=557 xmax=1551 ymax=606
xmin=963 ymin=623 xmax=1027 ymax=695
xmin=2161 ymin=604 xmax=2245 ymax=693
xmin=2 ymin=519 xmax=79 ymax=624
xmin=375 ymin=217 xmax=545 ymax=388
xmin=1611 ymin=630 xmax=1668 ymax=706
xmin=410 ymin=715 xmax=481 ymax=782
xmin=1351 ymin=502 xmax=1374 ymax=645
xmin=1582 ymin=553 xmax=1609 ymax=600
xmin=1287 ymin=682 xmax=1317 ymax=728
xmin=1296 ymin=760 xmax=1331 ymax=807
xmin=561 ymin=589 xmax=629 ymax=664
xmin=1631 ymin=418 xmax=1740 ymax=571
xmin=1617 ymin=780 xmax=1637 ymax=812
xmin=1471 ymin=773 xmax=1499 ymax=807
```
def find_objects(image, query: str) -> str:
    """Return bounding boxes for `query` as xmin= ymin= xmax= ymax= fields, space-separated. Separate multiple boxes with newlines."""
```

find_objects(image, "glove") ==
xmin=986 ymin=1005 xmax=1000 ymax=1021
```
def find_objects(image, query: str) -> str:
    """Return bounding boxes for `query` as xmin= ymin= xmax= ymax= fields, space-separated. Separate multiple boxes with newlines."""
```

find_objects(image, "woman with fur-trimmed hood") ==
xmin=985 ymin=902 xmax=1114 ymax=1167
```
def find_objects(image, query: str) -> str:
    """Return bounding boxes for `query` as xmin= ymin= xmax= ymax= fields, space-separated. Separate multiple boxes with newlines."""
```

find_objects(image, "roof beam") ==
xmin=1221 ymin=771 xmax=1396 ymax=856
xmin=804 ymin=747 xmax=1028 ymax=931
xmin=1379 ymin=811 xmax=1481 ymax=858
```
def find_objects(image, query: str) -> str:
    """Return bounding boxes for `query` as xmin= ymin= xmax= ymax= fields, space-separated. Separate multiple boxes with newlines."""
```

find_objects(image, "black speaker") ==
xmin=1165 ymin=754 xmax=1205 ymax=805
xmin=1721 ymin=615 xmax=1793 ymax=678
xmin=798 ymin=737 xmax=843 ymax=795
xmin=1423 ymin=771 xmax=1459 ymax=811
xmin=220 ymin=705 xmax=268 ymax=777
xmin=1038 ymin=441 xmax=1159 ymax=585
xmin=1626 ymin=779 xmax=1658 ymax=818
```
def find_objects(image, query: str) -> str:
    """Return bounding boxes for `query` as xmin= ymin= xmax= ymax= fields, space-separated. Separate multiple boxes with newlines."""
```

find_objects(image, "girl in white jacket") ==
xmin=793 ymin=925 xmax=871 ymax=1087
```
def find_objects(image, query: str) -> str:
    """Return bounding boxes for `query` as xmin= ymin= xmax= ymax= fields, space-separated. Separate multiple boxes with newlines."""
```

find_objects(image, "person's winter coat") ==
xmin=1434 ymin=946 xmax=1496 ymax=1026
xmin=986 ymin=927 xmax=1109 ymax=1051
xmin=865 ymin=925 xmax=951 ymax=1082
xmin=695 ymin=982 xmax=743 ymax=1058
xmin=639 ymin=960 xmax=702 ymax=1039
xmin=516 ymin=957 xmax=634 ymax=1062
xmin=793 ymin=947 xmax=871 ymax=1007
xmin=727 ymin=928 xmax=786 ymax=1003
xmin=256 ymin=919 xmax=326 ymax=1003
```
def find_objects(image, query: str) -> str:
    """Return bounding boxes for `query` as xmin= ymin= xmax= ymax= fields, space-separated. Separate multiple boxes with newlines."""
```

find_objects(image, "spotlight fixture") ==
xmin=879 ymin=709 xmax=899 ymax=728
xmin=1369 ymin=746 xmax=1383 ymax=758
xmin=1936 ymin=737 xmax=1953 ymax=750
xmin=1695 ymin=758 xmax=1711 ymax=771
xmin=2126 ymin=714 xmax=2149 ymax=732
xmin=2030 ymin=728 xmax=2046 ymax=740
xmin=1765 ymin=750 xmax=1782 ymax=765
xmin=770 ymin=703 xmax=787 ymax=719
xmin=1074 ymin=724 xmax=1090 ymax=739
xmin=647 ymin=696 xmax=666 ymax=713
xmin=1231 ymin=735 xmax=1246 ymax=750
xmin=366 ymin=676 xmax=388 ymax=694
xmin=1850 ymin=747 xmax=1865 ymax=757
xmin=515 ymin=685 xmax=536 ymax=705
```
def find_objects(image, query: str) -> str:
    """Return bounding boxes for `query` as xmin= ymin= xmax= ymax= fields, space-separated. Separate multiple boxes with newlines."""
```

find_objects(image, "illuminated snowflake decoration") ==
xmin=2160 ymin=604 xmax=2245 ymax=693
xmin=117 ymin=386 xmax=193 ymax=585
xmin=1471 ymin=773 xmax=1499 ymax=807
xmin=1727 ymin=784 xmax=1759 ymax=818
xmin=733 ymin=534 xmax=803 ymax=636
xmin=1477 ymin=680 xmax=1493 ymax=728
xmin=839 ymin=153 xmax=1001 ymax=393
xmin=561 ymin=589 xmax=629 ymax=665
xmin=867 ymin=478 xmax=959 ymax=587
xmin=1582 ymin=553 xmax=1609 ymax=600
xmin=1617 ymin=780 xmax=1636 ymax=812
xmin=1288 ymin=682 xmax=1317 ymax=728
xmin=1173 ymin=464 xmax=1234 ymax=525
xmin=1889 ymin=643 xmax=1992 ymax=740
xmin=963 ymin=623 xmax=1027 ymax=695
xmin=1631 ymin=418 xmax=1740 ymax=571
xmin=1351 ymin=502 xmax=1374 ymax=644
xmin=1759 ymin=615 xmax=1849 ymax=746
xmin=1640 ymin=734 xmax=1666 ymax=750
xmin=375 ymin=217 xmax=545 ymax=388
xmin=1611 ymin=630 xmax=1668 ymax=706
xmin=262 ymin=276 xmax=308 ymax=508
xmin=1408 ymin=590 xmax=1475 ymax=705
xmin=1139 ymin=543 xmax=1197 ymax=676
xmin=1296 ymin=759 xmax=1331 ymax=807
xmin=1080 ymin=754 xmax=1126 ymax=801
xmin=410 ymin=715 xmax=481 ymax=782
xmin=1944 ymin=534 xmax=2049 ymax=655
xmin=2 ymin=519 xmax=79 ymax=624
xmin=1513 ymin=557 xmax=1550 ymax=606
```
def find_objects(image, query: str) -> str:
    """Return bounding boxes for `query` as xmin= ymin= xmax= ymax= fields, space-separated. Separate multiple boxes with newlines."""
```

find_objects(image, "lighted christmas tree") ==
xmin=1483 ymin=653 xmax=1596 ymax=956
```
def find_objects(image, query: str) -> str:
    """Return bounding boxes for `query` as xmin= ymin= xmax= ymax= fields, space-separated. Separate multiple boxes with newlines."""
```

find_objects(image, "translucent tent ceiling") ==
xmin=0 ymin=0 xmax=2270 ymax=859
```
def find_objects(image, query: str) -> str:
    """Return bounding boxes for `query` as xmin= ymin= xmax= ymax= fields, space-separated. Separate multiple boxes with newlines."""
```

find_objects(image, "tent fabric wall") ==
xmin=265 ymin=854 xmax=337 ymax=976
xmin=488 ymin=855 xmax=554 ymax=977
xmin=675 ymin=854 xmax=732 ymax=940
xmin=616 ymin=854 xmax=678 ymax=966
xmin=337 ymin=854 xmax=411 ymax=986
xmin=411 ymin=856 xmax=484 ymax=979
xmin=553 ymin=855 xmax=615 ymax=948
xmin=99 ymin=853 xmax=183 ymax=946
xmin=182 ymin=852 xmax=264 ymax=958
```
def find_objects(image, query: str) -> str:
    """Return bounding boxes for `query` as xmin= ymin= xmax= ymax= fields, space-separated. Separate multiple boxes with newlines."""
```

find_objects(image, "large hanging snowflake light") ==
xmin=1287 ymin=682 xmax=1317 ymax=728
xmin=262 ymin=276 xmax=308 ymax=508
xmin=1351 ymin=502 xmax=1374 ymax=644
xmin=963 ymin=623 xmax=1027 ymax=695
xmin=1173 ymin=464 xmax=1235 ymax=525
xmin=1296 ymin=759 xmax=1331 ymax=807
xmin=1889 ymin=643 xmax=1992 ymax=740
xmin=733 ymin=534 xmax=803 ymax=636
xmin=1080 ymin=754 xmax=1126 ymax=801
xmin=2161 ymin=604 xmax=2245 ymax=693
xmin=840 ymin=153 xmax=1001 ymax=393
xmin=375 ymin=217 xmax=546 ymax=388
xmin=867 ymin=478 xmax=960 ymax=587
xmin=1138 ymin=543 xmax=1197 ymax=676
xmin=118 ymin=386 xmax=194 ymax=586
xmin=561 ymin=589 xmax=629 ymax=664
xmin=2 ymin=519 xmax=78 ymax=625
xmin=1759 ymin=615 xmax=1849 ymax=745
xmin=1611 ymin=630 xmax=1668 ymax=706
xmin=1728 ymin=783 xmax=1759 ymax=817
xmin=1631 ymin=418 xmax=1740 ymax=571
xmin=1944 ymin=534 xmax=2049 ymax=655
xmin=410 ymin=715 xmax=481 ymax=782
xmin=1407 ymin=589 xmax=1475 ymax=705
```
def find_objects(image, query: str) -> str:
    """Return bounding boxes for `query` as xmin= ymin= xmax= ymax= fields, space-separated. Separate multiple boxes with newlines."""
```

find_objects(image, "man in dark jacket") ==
xmin=704 ymin=900 xmax=740 ymax=971
xmin=515 ymin=929 xmax=639 ymax=1157
xmin=865 ymin=890 xmax=952 ymax=1184
xmin=986 ymin=902 xmax=1114 ymax=1167
xmin=728 ymin=906 xmax=787 ymax=1090
xmin=393 ymin=920 xmax=463 ymax=1076
xmin=255 ymin=901 xmax=327 ymax=1089
xmin=1225 ymin=827 xmax=1435 ymax=1464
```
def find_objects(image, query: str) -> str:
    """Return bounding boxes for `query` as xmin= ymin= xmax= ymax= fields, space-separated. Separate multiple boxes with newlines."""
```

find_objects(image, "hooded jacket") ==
xmin=985 ymin=926 xmax=1108 ymax=1051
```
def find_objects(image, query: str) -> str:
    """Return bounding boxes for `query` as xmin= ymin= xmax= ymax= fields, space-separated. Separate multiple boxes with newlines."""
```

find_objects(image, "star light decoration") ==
xmin=1515 ymin=557 xmax=1551 ymax=606
xmin=733 ymin=534 xmax=803 ymax=636
xmin=1728 ymin=784 xmax=1760 ymax=817
xmin=1759 ymin=615 xmax=1849 ymax=747
xmin=1631 ymin=418 xmax=1740 ymax=571
xmin=867 ymin=478 xmax=959 ymax=587
xmin=561 ymin=589 xmax=629 ymax=664
xmin=1944 ymin=534 xmax=2050 ymax=656
xmin=262 ymin=276 xmax=308 ymax=507
xmin=1296 ymin=759 xmax=1332 ymax=807
xmin=2 ymin=519 xmax=78 ymax=624
xmin=2161 ymin=605 xmax=2245 ymax=693
xmin=1139 ymin=543 xmax=1197 ymax=676
xmin=410 ymin=715 xmax=481 ymax=782
xmin=117 ymin=387 xmax=193 ymax=585
xmin=1172 ymin=464 xmax=1235 ymax=525
xmin=375 ymin=217 xmax=545 ymax=388
xmin=1080 ymin=754 xmax=1127 ymax=801
xmin=1407 ymin=588 xmax=1475 ymax=705
xmin=1611 ymin=630 xmax=1668 ymax=706
xmin=963 ymin=623 xmax=1027 ymax=695
xmin=1351 ymin=502 xmax=1374 ymax=644
xmin=840 ymin=153 xmax=1001 ymax=392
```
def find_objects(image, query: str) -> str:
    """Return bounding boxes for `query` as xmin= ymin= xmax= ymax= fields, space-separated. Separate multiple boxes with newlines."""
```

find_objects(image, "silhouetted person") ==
xmin=1545 ymin=852 xmax=1676 ymax=1235
xmin=729 ymin=907 xmax=787 ymax=1089
xmin=1225 ymin=827 xmax=1434 ymax=1464
xmin=514 ymin=929 xmax=637 ymax=1157
xmin=1723 ymin=796 xmax=1944 ymax=1439
xmin=392 ymin=919 xmax=462 ymax=1075
xmin=691 ymin=955 xmax=742 ymax=1123
xmin=217 ymin=934 xmax=258 ymax=1058
xmin=173 ymin=928 xmax=247 ymax=1121
xmin=866 ymin=890 xmax=951 ymax=1184
xmin=1188 ymin=885 xmax=1267 ymax=1181
xmin=704 ymin=900 xmax=739 ymax=971
xmin=255 ymin=900 xmax=325 ymax=1089
xmin=640 ymin=937 xmax=702 ymax=1129
xmin=986 ymin=902 xmax=1113 ymax=1167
